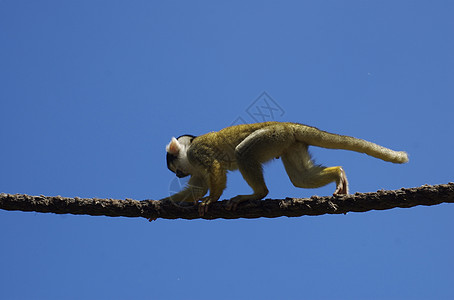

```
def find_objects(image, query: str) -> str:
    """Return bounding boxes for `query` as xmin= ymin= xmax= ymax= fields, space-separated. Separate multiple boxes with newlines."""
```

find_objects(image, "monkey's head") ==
xmin=166 ymin=135 xmax=197 ymax=178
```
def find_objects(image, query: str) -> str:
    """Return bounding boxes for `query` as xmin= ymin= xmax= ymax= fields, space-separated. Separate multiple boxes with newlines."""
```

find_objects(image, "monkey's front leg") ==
xmin=165 ymin=175 xmax=209 ymax=204
xmin=198 ymin=162 xmax=226 ymax=216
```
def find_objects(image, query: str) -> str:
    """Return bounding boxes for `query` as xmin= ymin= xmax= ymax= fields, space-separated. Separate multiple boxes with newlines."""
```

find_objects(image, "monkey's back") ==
xmin=192 ymin=122 xmax=285 ymax=169
xmin=198 ymin=122 xmax=284 ymax=146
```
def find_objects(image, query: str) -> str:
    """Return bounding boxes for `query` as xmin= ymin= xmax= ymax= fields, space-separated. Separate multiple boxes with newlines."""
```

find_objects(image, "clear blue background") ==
xmin=1 ymin=1 xmax=453 ymax=299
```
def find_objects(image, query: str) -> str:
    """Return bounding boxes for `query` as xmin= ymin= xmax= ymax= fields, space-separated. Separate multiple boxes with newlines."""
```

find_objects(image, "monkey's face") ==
xmin=167 ymin=152 xmax=190 ymax=178
xmin=165 ymin=135 xmax=196 ymax=178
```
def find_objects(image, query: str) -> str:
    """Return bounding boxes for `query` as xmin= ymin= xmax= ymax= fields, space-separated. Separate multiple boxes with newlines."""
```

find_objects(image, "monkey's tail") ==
xmin=293 ymin=124 xmax=409 ymax=164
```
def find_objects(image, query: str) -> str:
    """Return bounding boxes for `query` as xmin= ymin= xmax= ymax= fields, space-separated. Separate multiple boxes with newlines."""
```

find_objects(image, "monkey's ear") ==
xmin=166 ymin=137 xmax=181 ymax=155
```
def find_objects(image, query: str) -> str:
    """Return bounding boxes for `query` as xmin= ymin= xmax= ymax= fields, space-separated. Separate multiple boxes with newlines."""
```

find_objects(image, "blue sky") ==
xmin=1 ymin=1 xmax=453 ymax=299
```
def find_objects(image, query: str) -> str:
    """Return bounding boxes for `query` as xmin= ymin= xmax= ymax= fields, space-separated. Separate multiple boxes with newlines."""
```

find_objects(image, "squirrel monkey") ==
xmin=162 ymin=122 xmax=408 ymax=216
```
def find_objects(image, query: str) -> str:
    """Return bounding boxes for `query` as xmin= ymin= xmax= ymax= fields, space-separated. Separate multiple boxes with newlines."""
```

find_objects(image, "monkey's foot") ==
xmin=225 ymin=195 xmax=254 ymax=211
xmin=198 ymin=197 xmax=217 ymax=216
xmin=333 ymin=167 xmax=349 ymax=195
xmin=198 ymin=202 xmax=209 ymax=216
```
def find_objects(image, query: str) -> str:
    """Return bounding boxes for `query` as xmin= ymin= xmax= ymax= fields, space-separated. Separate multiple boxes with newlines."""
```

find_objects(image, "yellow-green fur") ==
xmin=163 ymin=122 xmax=408 ymax=215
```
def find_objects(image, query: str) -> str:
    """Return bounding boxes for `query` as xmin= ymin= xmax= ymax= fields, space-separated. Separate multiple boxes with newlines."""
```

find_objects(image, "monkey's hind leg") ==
xmin=281 ymin=142 xmax=349 ymax=195
xmin=225 ymin=159 xmax=269 ymax=211
xmin=227 ymin=125 xmax=294 ymax=211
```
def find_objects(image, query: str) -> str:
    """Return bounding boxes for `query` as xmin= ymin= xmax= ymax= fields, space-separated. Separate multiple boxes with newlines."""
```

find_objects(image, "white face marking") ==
xmin=175 ymin=146 xmax=191 ymax=175
xmin=167 ymin=135 xmax=196 ymax=177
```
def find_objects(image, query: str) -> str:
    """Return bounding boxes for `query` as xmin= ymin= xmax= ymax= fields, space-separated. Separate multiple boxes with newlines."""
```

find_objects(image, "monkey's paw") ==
xmin=333 ymin=167 xmax=349 ymax=195
xmin=198 ymin=196 xmax=217 ymax=216
xmin=225 ymin=195 xmax=250 ymax=211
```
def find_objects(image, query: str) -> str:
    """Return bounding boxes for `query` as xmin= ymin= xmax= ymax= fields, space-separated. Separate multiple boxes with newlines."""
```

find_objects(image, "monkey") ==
xmin=162 ymin=122 xmax=408 ymax=216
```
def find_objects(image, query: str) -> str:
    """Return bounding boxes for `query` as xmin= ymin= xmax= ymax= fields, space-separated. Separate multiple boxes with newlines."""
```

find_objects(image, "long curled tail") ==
xmin=292 ymin=123 xmax=409 ymax=164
